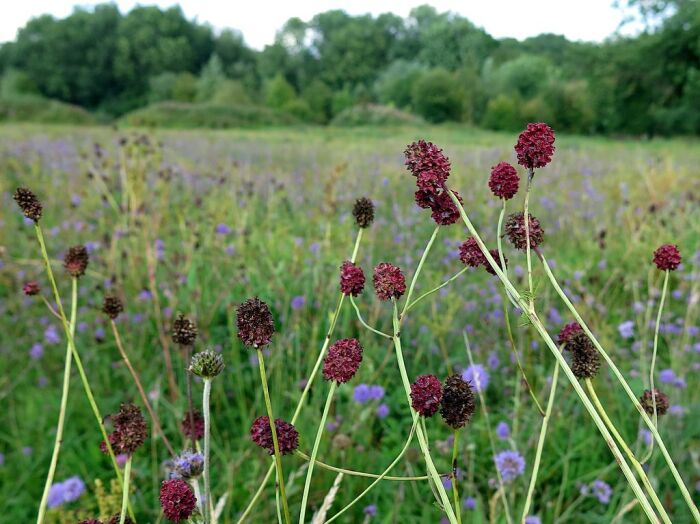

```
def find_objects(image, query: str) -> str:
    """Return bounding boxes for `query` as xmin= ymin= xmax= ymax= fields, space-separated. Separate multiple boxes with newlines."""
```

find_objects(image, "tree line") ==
xmin=0 ymin=1 xmax=698 ymax=134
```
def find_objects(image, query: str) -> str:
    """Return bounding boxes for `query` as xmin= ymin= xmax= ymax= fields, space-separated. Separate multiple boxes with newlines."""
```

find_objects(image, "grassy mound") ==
xmin=331 ymin=103 xmax=423 ymax=126
xmin=0 ymin=95 xmax=96 ymax=124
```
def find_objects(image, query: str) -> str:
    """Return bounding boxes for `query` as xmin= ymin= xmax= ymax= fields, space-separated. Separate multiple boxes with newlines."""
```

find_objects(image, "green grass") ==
xmin=0 ymin=124 xmax=698 ymax=523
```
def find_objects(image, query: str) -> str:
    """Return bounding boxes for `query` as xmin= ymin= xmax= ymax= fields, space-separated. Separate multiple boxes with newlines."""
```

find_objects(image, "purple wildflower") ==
xmin=462 ymin=364 xmax=489 ymax=392
xmin=494 ymin=450 xmax=525 ymax=482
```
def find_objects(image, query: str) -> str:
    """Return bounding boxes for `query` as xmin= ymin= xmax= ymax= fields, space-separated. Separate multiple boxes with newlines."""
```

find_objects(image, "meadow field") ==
xmin=1 ymin=124 xmax=699 ymax=523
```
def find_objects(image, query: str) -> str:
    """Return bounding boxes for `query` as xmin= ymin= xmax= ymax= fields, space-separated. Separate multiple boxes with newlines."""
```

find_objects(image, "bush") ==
xmin=210 ymin=80 xmax=251 ymax=105
xmin=373 ymin=60 xmax=427 ymax=109
xmin=330 ymin=104 xmax=423 ymax=126
xmin=148 ymin=72 xmax=197 ymax=103
xmin=0 ymin=95 xmax=96 ymax=124
xmin=265 ymin=74 xmax=297 ymax=111
xmin=411 ymin=68 xmax=464 ymax=123
xmin=481 ymin=94 xmax=521 ymax=131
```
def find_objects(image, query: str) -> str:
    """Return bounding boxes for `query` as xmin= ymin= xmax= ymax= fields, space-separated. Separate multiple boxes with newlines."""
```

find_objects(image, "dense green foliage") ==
xmin=0 ymin=1 xmax=698 ymax=133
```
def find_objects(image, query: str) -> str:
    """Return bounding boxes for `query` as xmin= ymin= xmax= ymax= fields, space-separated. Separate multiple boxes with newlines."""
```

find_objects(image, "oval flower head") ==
xmin=373 ymin=262 xmax=406 ymax=301
xmin=236 ymin=297 xmax=275 ymax=348
xmin=514 ymin=122 xmax=555 ymax=169
xmin=323 ymin=338 xmax=363 ymax=383
xmin=653 ymin=244 xmax=681 ymax=271
xmin=410 ymin=374 xmax=443 ymax=417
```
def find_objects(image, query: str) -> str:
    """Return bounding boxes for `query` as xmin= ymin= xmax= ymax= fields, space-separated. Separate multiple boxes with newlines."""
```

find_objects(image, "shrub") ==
xmin=481 ymin=94 xmax=521 ymax=131
xmin=330 ymin=103 xmax=423 ymax=126
xmin=411 ymin=68 xmax=464 ymax=123
xmin=0 ymin=95 xmax=95 ymax=124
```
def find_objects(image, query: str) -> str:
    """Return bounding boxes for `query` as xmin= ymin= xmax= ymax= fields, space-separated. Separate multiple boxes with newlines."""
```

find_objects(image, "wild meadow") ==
xmin=1 ymin=124 xmax=699 ymax=523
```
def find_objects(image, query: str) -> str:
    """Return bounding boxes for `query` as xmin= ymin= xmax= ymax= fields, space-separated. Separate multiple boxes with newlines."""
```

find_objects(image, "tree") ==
xmin=411 ymin=68 xmax=464 ymax=123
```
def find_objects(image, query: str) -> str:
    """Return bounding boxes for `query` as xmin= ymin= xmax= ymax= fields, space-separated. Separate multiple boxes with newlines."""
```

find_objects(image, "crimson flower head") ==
xmin=373 ymin=262 xmax=406 ymax=301
xmin=653 ymin=244 xmax=681 ymax=271
xmin=489 ymin=162 xmax=520 ymax=200
xmin=236 ymin=297 xmax=275 ymax=348
xmin=404 ymin=140 xmax=451 ymax=184
xmin=557 ymin=321 xmax=583 ymax=347
xmin=23 ymin=281 xmax=41 ymax=296
xmin=459 ymin=237 xmax=487 ymax=268
xmin=339 ymin=261 xmax=365 ymax=296
xmin=250 ymin=416 xmax=299 ymax=455
xmin=514 ymin=123 xmax=556 ymax=169
xmin=181 ymin=409 xmax=204 ymax=441
xmin=323 ymin=338 xmax=363 ymax=383
xmin=484 ymin=249 xmax=507 ymax=276
xmin=505 ymin=212 xmax=544 ymax=250
xmin=410 ymin=374 xmax=443 ymax=417
xmin=101 ymin=403 xmax=147 ymax=456
xmin=160 ymin=479 xmax=197 ymax=522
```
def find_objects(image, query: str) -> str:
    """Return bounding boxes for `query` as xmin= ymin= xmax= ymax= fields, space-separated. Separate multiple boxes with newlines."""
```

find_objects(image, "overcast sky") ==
xmin=1 ymin=1 xmax=641 ymax=47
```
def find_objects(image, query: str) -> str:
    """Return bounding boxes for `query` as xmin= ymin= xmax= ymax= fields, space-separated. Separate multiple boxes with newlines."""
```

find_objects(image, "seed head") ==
xmin=653 ymin=244 xmax=681 ymax=271
xmin=373 ymin=262 xmax=406 ymax=301
xmin=514 ymin=123 xmax=556 ymax=169
xmin=250 ymin=416 xmax=299 ymax=455
xmin=189 ymin=350 xmax=224 ymax=379
xmin=323 ymin=338 xmax=363 ymax=383
xmin=505 ymin=212 xmax=544 ymax=250
xmin=639 ymin=388 xmax=669 ymax=416
xmin=102 ymin=295 xmax=124 ymax=320
xmin=13 ymin=187 xmax=43 ymax=222
xmin=557 ymin=321 xmax=583 ymax=348
xmin=160 ymin=479 xmax=197 ymax=522
xmin=172 ymin=313 xmax=197 ymax=345
xmin=64 ymin=245 xmax=89 ymax=278
xmin=440 ymin=374 xmax=476 ymax=429
xmin=23 ymin=281 xmax=41 ymax=296
xmin=410 ymin=374 xmax=443 ymax=417
xmin=352 ymin=197 xmax=375 ymax=229
xmin=339 ymin=261 xmax=365 ymax=296
xmin=489 ymin=162 xmax=520 ymax=200
xmin=236 ymin=297 xmax=275 ymax=348
xmin=181 ymin=409 xmax=204 ymax=441
xmin=569 ymin=331 xmax=601 ymax=379
xmin=101 ymin=403 xmax=147 ymax=456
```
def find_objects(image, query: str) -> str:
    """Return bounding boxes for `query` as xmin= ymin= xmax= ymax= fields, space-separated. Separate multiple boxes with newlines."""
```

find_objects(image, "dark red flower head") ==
xmin=404 ymin=140 xmax=451 ymax=185
xmin=440 ymin=374 xmax=476 ymax=429
xmin=489 ymin=162 xmax=520 ymax=200
xmin=339 ymin=261 xmax=365 ymax=296
xmin=64 ymin=245 xmax=89 ymax=278
xmin=250 ymin=416 xmax=299 ymax=455
xmin=373 ymin=262 xmax=406 ymax=301
xmin=102 ymin=295 xmax=124 ymax=319
xmin=514 ymin=123 xmax=556 ymax=169
xmin=160 ymin=479 xmax=197 ymax=522
xmin=459 ymin=237 xmax=487 ymax=268
xmin=415 ymin=189 xmax=463 ymax=226
xmin=557 ymin=321 xmax=583 ymax=347
xmin=505 ymin=212 xmax=544 ymax=250
xmin=181 ymin=409 xmax=204 ymax=441
xmin=101 ymin=403 xmax=147 ymax=456
xmin=653 ymin=244 xmax=681 ymax=271
xmin=410 ymin=374 xmax=443 ymax=417
xmin=172 ymin=313 xmax=197 ymax=345
xmin=484 ymin=249 xmax=507 ymax=276
xmin=13 ymin=187 xmax=43 ymax=222
xmin=639 ymin=388 xmax=669 ymax=416
xmin=323 ymin=338 xmax=363 ymax=383
xmin=236 ymin=297 xmax=275 ymax=348
xmin=23 ymin=281 xmax=41 ymax=296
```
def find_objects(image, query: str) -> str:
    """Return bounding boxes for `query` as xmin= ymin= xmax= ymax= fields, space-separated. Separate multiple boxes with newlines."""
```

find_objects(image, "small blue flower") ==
xmin=291 ymin=295 xmax=306 ymax=310
xmin=363 ymin=504 xmax=377 ymax=516
xmin=496 ymin=421 xmax=510 ymax=440
xmin=462 ymin=364 xmax=489 ymax=392
xmin=618 ymin=320 xmax=635 ymax=339
xmin=376 ymin=404 xmax=389 ymax=419
xmin=463 ymin=496 xmax=476 ymax=510
xmin=591 ymin=479 xmax=612 ymax=504
xmin=494 ymin=450 xmax=525 ymax=482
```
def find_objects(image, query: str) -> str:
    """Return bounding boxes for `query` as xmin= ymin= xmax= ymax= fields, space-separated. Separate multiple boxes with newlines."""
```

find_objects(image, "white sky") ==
xmin=0 ymin=1 xmax=641 ymax=47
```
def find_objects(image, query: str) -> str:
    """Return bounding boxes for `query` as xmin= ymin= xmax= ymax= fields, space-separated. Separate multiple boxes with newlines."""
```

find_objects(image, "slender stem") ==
xmin=521 ymin=354 xmax=560 ymax=522
xmin=203 ymin=378 xmax=213 ymax=524
xmin=349 ymin=296 xmax=392 ymax=338
xmin=446 ymin=190 xmax=661 ymax=523
xmin=119 ymin=456 xmax=132 ymax=524
xmin=392 ymin=301 xmax=458 ymax=524
xmin=463 ymin=332 xmax=513 ymax=524
xmin=325 ymin=421 xmax=418 ymax=523
xmin=37 ymin=277 xmax=77 ymax=524
xmin=257 ymin=351 xmax=291 ymax=524
xmin=404 ymin=267 xmax=469 ymax=315
xmin=400 ymin=225 xmax=440 ymax=319
xmin=586 ymin=380 xmax=672 ymax=524
xmin=110 ymin=320 xmax=175 ymax=456
xmin=237 ymin=228 xmax=363 ymax=524
xmin=536 ymin=249 xmax=699 ymax=521
xmin=451 ymin=430 xmax=462 ymax=524
xmin=524 ymin=170 xmax=534 ymax=311
xmin=299 ymin=381 xmax=337 ymax=524
xmin=497 ymin=199 xmax=508 ymax=278
xmin=185 ymin=344 xmax=196 ymax=447
xmin=294 ymin=449 xmax=428 ymax=481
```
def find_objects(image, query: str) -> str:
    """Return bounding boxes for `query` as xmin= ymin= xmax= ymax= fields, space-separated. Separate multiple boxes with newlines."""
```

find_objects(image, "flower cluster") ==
xmin=250 ymin=416 xmax=299 ymax=455
xmin=236 ymin=297 xmax=275 ymax=348
xmin=569 ymin=331 xmax=601 ymax=380
xmin=505 ymin=212 xmax=544 ymax=250
xmin=13 ymin=187 xmax=43 ymax=222
xmin=557 ymin=321 xmax=583 ymax=347
xmin=640 ymin=388 xmax=669 ymax=416
xmin=494 ymin=450 xmax=526 ymax=482
xmin=323 ymin=338 xmax=363 ymax=383
xmin=189 ymin=350 xmax=225 ymax=379
xmin=373 ymin=262 xmax=406 ymax=300
xmin=172 ymin=313 xmax=197 ymax=345
xmin=23 ymin=281 xmax=41 ymax=296
xmin=101 ymin=403 xmax=147 ymax=456
xmin=102 ymin=295 xmax=124 ymax=320
xmin=459 ymin=237 xmax=505 ymax=275
xmin=514 ymin=123 xmax=556 ymax=169
xmin=181 ymin=409 xmax=204 ymax=441
xmin=352 ymin=197 xmax=375 ymax=228
xmin=160 ymin=479 xmax=197 ymax=522
xmin=339 ymin=260 xmax=365 ymax=296
xmin=410 ymin=374 xmax=443 ymax=417
xmin=171 ymin=450 xmax=204 ymax=479
xmin=47 ymin=475 xmax=85 ymax=508
xmin=488 ymin=162 xmax=520 ymax=200
xmin=653 ymin=244 xmax=681 ymax=271
xmin=440 ymin=374 xmax=476 ymax=429
xmin=63 ymin=245 xmax=89 ymax=278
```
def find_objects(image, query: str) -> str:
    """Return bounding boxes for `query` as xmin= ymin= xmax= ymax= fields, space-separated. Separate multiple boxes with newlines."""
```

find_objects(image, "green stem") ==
xmin=497 ymin=199 xmax=508 ymax=279
xmin=257 ymin=351 xmax=291 ymax=524
xmin=524 ymin=170 xmax=534 ymax=311
xmin=203 ymin=378 xmax=213 ymax=524
xmin=324 ymin=421 xmax=418 ymax=523
xmin=294 ymin=449 xmax=428 ymax=481
xmin=37 ymin=277 xmax=77 ymax=524
xmin=404 ymin=267 xmax=469 ymax=315
xmin=400 ymin=225 xmax=440 ymax=319
xmin=349 ymin=296 xmax=392 ymax=338
xmin=446 ymin=190 xmax=661 ymax=524
xmin=521 ymin=354 xmax=560 ymax=522
xmin=392 ymin=301 xmax=458 ymax=524
xmin=586 ymin=380 xmax=672 ymax=524
xmin=119 ymin=456 xmax=132 ymax=524
xmin=451 ymin=430 xmax=462 ymax=524
xmin=299 ymin=381 xmax=337 ymax=524
xmin=536 ymin=249 xmax=699 ymax=521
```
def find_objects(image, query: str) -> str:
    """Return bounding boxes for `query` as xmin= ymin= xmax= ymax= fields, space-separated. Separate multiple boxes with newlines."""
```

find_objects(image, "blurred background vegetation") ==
xmin=0 ymin=0 xmax=698 ymax=134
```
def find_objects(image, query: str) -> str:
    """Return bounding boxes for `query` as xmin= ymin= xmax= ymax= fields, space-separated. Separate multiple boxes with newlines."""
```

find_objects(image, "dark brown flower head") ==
xmin=639 ymin=388 xmax=669 ymax=416
xmin=13 ymin=187 xmax=43 ymax=222
xmin=514 ymin=123 xmax=556 ymax=169
xmin=107 ymin=515 xmax=134 ymax=524
xmin=160 ymin=479 xmax=197 ymax=522
xmin=101 ymin=403 xmax=147 ymax=456
xmin=404 ymin=140 xmax=451 ymax=187
xmin=484 ymin=249 xmax=507 ymax=275
xmin=653 ymin=244 xmax=681 ymax=271
xmin=440 ymin=374 xmax=476 ymax=429
xmin=489 ymin=162 xmax=520 ymax=200
xmin=323 ymin=338 xmax=363 ymax=383
xmin=339 ymin=261 xmax=365 ymax=296
xmin=373 ymin=262 xmax=406 ymax=301
xmin=181 ymin=409 xmax=204 ymax=441
xmin=236 ymin=297 xmax=275 ymax=348
xmin=352 ymin=197 xmax=375 ymax=229
xmin=64 ymin=245 xmax=89 ymax=278
xmin=189 ymin=350 xmax=224 ymax=379
xmin=102 ymin=295 xmax=124 ymax=320
xmin=505 ymin=212 xmax=544 ymax=250
xmin=410 ymin=374 xmax=443 ymax=417
xmin=569 ymin=331 xmax=601 ymax=379
xmin=172 ymin=313 xmax=197 ymax=345
xmin=459 ymin=237 xmax=487 ymax=268
xmin=23 ymin=281 xmax=41 ymax=296
xmin=557 ymin=321 xmax=583 ymax=348
xmin=250 ymin=416 xmax=299 ymax=455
